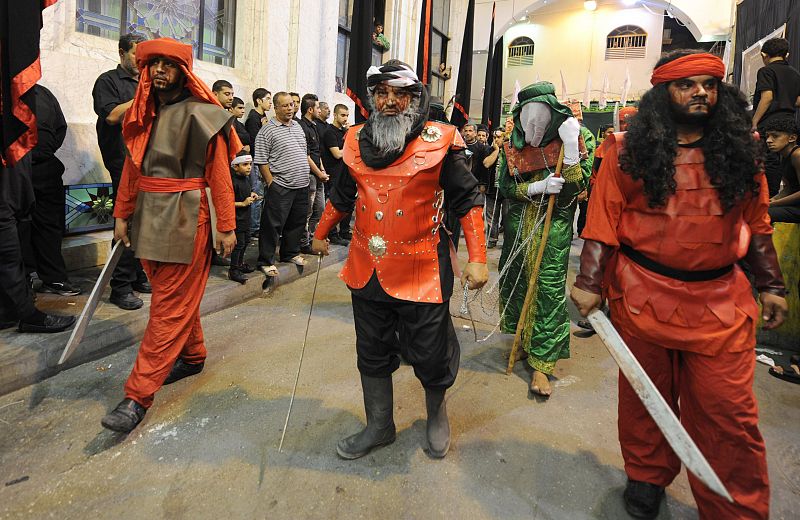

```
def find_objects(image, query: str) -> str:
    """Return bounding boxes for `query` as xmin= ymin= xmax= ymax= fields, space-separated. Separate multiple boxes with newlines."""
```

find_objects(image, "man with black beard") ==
xmin=572 ymin=50 xmax=787 ymax=519
xmin=312 ymin=60 xmax=489 ymax=459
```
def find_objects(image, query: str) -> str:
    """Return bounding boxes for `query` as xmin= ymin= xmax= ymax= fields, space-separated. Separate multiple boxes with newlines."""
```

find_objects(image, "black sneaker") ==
xmin=623 ymin=480 xmax=665 ymax=519
xmin=18 ymin=312 xmax=76 ymax=333
xmin=330 ymin=236 xmax=350 ymax=246
xmin=487 ymin=240 xmax=498 ymax=249
xmin=300 ymin=244 xmax=313 ymax=254
xmin=229 ymin=269 xmax=247 ymax=284
xmin=240 ymin=263 xmax=255 ymax=273
xmin=163 ymin=359 xmax=204 ymax=385
xmin=110 ymin=292 xmax=144 ymax=311
xmin=39 ymin=281 xmax=82 ymax=296
xmin=577 ymin=319 xmax=595 ymax=331
xmin=101 ymin=398 xmax=146 ymax=433
xmin=132 ymin=280 xmax=152 ymax=293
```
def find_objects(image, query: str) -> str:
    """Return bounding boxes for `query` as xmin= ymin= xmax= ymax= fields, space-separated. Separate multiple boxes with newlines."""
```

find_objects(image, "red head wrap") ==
xmin=650 ymin=53 xmax=725 ymax=86
xmin=122 ymin=38 xmax=237 ymax=168
xmin=617 ymin=106 xmax=638 ymax=131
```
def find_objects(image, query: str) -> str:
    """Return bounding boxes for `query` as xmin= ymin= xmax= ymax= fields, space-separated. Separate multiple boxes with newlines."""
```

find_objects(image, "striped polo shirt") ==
xmin=253 ymin=118 xmax=310 ymax=189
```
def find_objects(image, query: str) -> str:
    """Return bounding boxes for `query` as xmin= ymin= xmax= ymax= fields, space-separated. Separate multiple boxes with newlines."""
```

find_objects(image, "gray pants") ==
xmin=303 ymin=174 xmax=325 ymax=247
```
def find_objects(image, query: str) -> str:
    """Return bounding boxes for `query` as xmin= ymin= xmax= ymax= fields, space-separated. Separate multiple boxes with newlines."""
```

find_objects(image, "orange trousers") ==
xmin=617 ymin=331 xmax=769 ymax=519
xmin=124 ymin=222 xmax=211 ymax=408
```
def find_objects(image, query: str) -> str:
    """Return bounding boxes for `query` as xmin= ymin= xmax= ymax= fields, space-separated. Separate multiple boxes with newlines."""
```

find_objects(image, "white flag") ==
xmin=560 ymin=70 xmax=568 ymax=100
xmin=535 ymin=72 xmax=541 ymax=83
xmin=599 ymin=73 xmax=609 ymax=109
xmin=512 ymin=80 xmax=522 ymax=107
xmin=583 ymin=75 xmax=592 ymax=108
xmin=620 ymin=67 xmax=632 ymax=106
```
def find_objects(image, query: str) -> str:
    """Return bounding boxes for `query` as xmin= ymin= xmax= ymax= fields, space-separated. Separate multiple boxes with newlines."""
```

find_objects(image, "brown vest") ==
xmin=130 ymin=97 xmax=232 ymax=263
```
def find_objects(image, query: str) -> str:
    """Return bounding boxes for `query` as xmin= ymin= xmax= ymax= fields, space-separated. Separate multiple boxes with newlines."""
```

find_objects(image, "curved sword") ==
xmin=587 ymin=309 xmax=734 ymax=503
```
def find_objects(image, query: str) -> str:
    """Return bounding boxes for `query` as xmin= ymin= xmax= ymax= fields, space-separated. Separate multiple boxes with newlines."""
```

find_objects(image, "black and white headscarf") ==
xmin=366 ymin=62 xmax=423 ymax=94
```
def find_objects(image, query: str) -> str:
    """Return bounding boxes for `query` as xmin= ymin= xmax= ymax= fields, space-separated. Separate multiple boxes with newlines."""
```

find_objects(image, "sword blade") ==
xmin=58 ymin=241 xmax=125 ymax=365
xmin=587 ymin=309 xmax=734 ymax=503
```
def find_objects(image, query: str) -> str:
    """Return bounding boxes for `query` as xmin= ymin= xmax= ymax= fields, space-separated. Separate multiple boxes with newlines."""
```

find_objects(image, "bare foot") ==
xmin=530 ymin=370 xmax=552 ymax=397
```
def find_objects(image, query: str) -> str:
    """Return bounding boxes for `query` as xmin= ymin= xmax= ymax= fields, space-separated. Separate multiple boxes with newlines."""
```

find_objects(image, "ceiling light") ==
xmin=584 ymin=1 xmax=597 ymax=11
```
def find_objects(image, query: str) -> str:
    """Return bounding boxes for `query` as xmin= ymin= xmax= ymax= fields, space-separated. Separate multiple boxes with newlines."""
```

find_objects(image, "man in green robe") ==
xmin=497 ymin=82 xmax=585 ymax=396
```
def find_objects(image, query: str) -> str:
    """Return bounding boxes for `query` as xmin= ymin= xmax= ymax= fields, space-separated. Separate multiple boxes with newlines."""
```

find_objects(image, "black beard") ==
xmin=670 ymin=101 xmax=713 ymax=126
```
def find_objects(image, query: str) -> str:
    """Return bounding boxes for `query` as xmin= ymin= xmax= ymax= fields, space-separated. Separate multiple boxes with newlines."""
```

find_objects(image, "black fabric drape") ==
xmin=449 ymin=0 xmax=475 ymax=129
xmin=488 ymin=38 xmax=504 ymax=133
xmin=416 ymin=0 xmax=433 ymax=85
xmin=346 ymin=0 xmax=375 ymax=123
xmin=481 ymin=2 xmax=496 ymax=128
xmin=733 ymin=0 xmax=800 ymax=87
xmin=0 ymin=0 xmax=57 ymax=166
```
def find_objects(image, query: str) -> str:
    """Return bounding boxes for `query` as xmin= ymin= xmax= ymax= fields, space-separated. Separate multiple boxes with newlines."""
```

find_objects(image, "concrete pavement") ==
xmin=0 ymin=244 xmax=797 ymax=519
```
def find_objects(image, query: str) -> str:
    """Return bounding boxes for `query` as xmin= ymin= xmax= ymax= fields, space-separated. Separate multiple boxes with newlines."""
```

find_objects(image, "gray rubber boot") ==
xmin=425 ymin=387 xmax=450 ymax=458
xmin=336 ymin=375 xmax=396 ymax=459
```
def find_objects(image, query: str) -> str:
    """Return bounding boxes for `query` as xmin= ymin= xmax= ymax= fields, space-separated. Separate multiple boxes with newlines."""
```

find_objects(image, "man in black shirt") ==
xmin=752 ymin=37 xmax=800 ymax=195
xmin=245 ymin=88 xmax=271 ymax=235
xmin=229 ymin=97 xmax=251 ymax=153
xmin=19 ymin=85 xmax=80 ymax=296
xmin=298 ymin=94 xmax=329 ymax=252
xmin=321 ymin=104 xmax=350 ymax=244
xmin=447 ymin=123 xmax=499 ymax=249
xmin=92 ymin=33 xmax=149 ymax=310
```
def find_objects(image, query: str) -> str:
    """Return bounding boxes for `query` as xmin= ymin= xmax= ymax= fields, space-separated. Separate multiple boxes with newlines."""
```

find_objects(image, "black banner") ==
xmin=346 ymin=0 xmax=375 ymax=123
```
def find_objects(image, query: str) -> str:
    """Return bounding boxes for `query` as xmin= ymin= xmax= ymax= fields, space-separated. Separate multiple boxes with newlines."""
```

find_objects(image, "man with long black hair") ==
xmin=571 ymin=50 xmax=787 ymax=519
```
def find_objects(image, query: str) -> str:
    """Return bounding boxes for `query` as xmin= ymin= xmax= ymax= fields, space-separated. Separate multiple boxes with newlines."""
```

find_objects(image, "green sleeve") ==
xmin=378 ymin=34 xmax=390 ymax=50
xmin=580 ymin=127 xmax=595 ymax=184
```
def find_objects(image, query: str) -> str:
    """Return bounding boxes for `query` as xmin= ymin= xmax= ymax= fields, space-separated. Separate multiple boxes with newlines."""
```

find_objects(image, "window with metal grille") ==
xmin=76 ymin=0 xmax=236 ymax=67
xmin=508 ymin=36 xmax=534 ymax=67
xmin=605 ymin=25 xmax=647 ymax=60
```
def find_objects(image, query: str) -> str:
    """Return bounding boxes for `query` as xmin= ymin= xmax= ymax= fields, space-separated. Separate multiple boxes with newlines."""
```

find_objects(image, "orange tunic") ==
xmin=114 ymin=133 xmax=236 ymax=408
xmin=583 ymin=134 xmax=773 ymax=355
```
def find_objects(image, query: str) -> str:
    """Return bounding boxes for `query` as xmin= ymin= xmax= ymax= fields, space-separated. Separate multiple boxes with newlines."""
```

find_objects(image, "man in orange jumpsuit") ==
xmin=101 ymin=38 xmax=239 ymax=433
xmin=571 ymin=51 xmax=788 ymax=519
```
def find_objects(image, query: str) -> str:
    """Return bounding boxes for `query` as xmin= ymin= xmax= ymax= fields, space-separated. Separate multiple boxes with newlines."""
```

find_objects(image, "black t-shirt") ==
xmin=321 ymin=124 xmax=346 ymax=179
xmin=245 ymin=109 xmax=265 ymax=150
xmin=233 ymin=119 xmax=251 ymax=149
xmin=232 ymin=172 xmax=252 ymax=231
xmin=92 ymin=65 xmax=138 ymax=175
xmin=466 ymin=141 xmax=493 ymax=185
xmin=298 ymin=117 xmax=321 ymax=168
xmin=754 ymin=60 xmax=800 ymax=127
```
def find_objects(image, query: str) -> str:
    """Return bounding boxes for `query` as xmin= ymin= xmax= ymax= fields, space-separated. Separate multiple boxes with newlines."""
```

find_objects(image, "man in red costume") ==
xmin=102 ymin=38 xmax=239 ymax=433
xmin=312 ymin=61 xmax=488 ymax=459
xmin=571 ymin=50 xmax=787 ymax=519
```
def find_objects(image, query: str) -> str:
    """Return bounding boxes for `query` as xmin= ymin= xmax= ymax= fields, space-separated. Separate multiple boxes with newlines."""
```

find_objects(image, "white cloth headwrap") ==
xmin=231 ymin=154 xmax=253 ymax=167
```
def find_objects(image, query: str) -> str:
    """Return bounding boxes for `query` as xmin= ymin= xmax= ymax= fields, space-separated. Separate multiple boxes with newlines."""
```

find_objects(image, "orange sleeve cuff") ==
xmin=460 ymin=205 xmax=487 ymax=263
xmin=112 ymin=156 xmax=139 ymax=220
xmin=314 ymin=201 xmax=347 ymax=240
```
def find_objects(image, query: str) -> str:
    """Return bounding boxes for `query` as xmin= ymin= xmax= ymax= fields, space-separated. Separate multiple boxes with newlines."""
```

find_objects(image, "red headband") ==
xmin=650 ymin=53 xmax=725 ymax=86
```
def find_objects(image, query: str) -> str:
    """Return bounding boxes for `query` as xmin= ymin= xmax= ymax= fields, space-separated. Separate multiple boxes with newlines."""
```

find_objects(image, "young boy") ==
xmin=229 ymin=153 xmax=259 ymax=283
xmin=764 ymin=116 xmax=800 ymax=223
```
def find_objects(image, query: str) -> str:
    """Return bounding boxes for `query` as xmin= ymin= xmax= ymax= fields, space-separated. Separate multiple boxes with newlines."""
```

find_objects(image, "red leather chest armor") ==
xmin=339 ymin=121 xmax=458 ymax=303
xmin=614 ymin=137 xmax=750 ymax=272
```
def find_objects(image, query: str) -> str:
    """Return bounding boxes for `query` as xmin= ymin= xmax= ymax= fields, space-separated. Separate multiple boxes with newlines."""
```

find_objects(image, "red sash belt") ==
xmin=139 ymin=176 xmax=207 ymax=193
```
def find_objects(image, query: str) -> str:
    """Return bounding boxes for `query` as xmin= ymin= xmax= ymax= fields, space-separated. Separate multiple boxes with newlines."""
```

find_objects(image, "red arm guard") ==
xmin=314 ymin=201 xmax=348 ymax=240
xmin=459 ymin=205 xmax=487 ymax=263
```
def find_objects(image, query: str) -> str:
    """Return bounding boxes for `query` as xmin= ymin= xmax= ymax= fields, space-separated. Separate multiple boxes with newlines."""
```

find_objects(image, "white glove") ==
xmin=527 ymin=173 xmax=565 ymax=196
xmin=557 ymin=117 xmax=581 ymax=166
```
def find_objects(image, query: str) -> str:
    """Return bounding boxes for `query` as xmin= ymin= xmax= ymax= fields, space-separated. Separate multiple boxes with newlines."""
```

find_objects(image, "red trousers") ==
xmin=124 ymin=222 xmax=212 ymax=408
xmin=617 ymin=331 xmax=769 ymax=519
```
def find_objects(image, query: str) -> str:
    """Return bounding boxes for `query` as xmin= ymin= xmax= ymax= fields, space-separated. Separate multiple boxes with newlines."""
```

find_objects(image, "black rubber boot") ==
xmin=623 ymin=479 xmax=665 ymax=519
xmin=336 ymin=375 xmax=396 ymax=459
xmin=424 ymin=387 xmax=450 ymax=458
xmin=163 ymin=359 xmax=205 ymax=385
xmin=101 ymin=398 xmax=146 ymax=433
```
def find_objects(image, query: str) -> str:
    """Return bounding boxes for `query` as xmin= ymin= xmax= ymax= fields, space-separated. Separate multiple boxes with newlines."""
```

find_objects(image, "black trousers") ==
xmin=768 ymin=204 xmax=800 ymax=223
xmin=20 ymin=172 xmax=68 ymax=283
xmin=0 ymin=157 xmax=37 ymax=321
xmin=230 ymin=229 xmax=250 ymax=268
xmin=351 ymin=293 xmax=460 ymax=389
xmin=108 ymin=166 xmax=146 ymax=296
xmin=258 ymin=182 xmax=309 ymax=266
